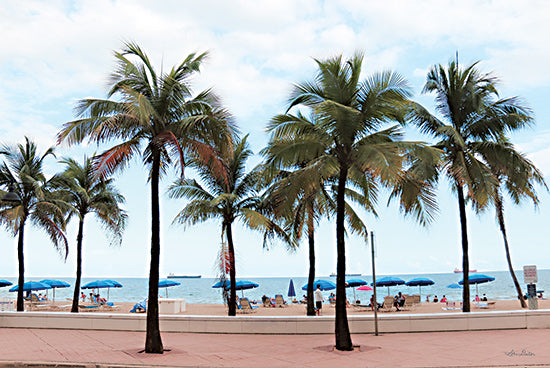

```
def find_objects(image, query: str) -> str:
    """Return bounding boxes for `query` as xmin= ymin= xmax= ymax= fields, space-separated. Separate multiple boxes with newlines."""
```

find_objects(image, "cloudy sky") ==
xmin=1 ymin=1 xmax=549 ymax=279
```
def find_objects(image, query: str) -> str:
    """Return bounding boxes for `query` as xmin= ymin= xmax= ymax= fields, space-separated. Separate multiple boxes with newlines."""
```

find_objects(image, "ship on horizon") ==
xmin=167 ymin=273 xmax=202 ymax=279
xmin=330 ymin=272 xmax=361 ymax=277
xmin=453 ymin=268 xmax=477 ymax=273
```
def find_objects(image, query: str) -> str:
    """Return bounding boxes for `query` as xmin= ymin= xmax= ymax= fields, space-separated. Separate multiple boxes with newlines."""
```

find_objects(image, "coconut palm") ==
xmin=263 ymin=113 xmax=371 ymax=316
xmin=169 ymin=135 xmax=290 ymax=316
xmin=0 ymin=137 xmax=68 ymax=311
xmin=475 ymin=139 xmax=546 ymax=307
xmin=410 ymin=59 xmax=533 ymax=312
xmin=54 ymin=156 xmax=127 ymax=313
xmin=269 ymin=53 xmax=436 ymax=350
xmin=57 ymin=42 xmax=234 ymax=353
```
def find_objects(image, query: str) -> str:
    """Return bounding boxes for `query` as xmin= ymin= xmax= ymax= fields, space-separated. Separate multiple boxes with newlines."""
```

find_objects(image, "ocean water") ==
xmin=0 ymin=270 xmax=547 ymax=304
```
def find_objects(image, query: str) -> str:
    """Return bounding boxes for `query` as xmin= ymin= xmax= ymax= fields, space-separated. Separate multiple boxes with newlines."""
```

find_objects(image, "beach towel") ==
xmin=130 ymin=299 xmax=147 ymax=313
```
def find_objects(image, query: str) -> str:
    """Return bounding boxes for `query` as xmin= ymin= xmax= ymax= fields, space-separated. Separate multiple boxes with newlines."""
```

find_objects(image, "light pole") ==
xmin=371 ymin=231 xmax=378 ymax=336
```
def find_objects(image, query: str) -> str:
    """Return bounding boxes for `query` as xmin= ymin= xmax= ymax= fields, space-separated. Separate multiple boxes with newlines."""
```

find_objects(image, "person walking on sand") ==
xmin=314 ymin=285 xmax=323 ymax=316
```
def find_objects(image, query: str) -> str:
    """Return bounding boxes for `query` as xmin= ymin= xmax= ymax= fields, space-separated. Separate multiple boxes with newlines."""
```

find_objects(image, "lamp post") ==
xmin=2 ymin=191 xmax=21 ymax=203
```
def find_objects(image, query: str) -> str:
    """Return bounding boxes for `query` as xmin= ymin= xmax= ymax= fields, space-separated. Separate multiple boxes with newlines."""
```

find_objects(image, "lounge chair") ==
xmin=78 ymin=304 xmax=100 ymax=311
xmin=262 ymin=298 xmax=273 ymax=307
xmin=274 ymin=294 xmax=287 ymax=307
xmin=403 ymin=296 xmax=416 ymax=310
xmin=91 ymin=295 xmax=116 ymax=308
xmin=239 ymin=297 xmax=258 ymax=313
xmin=130 ymin=299 xmax=147 ymax=313
xmin=381 ymin=296 xmax=395 ymax=311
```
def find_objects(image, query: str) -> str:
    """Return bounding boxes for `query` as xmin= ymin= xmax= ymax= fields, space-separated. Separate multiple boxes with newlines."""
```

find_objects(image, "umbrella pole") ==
xmin=476 ymin=284 xmax=479 ymax=296
xmin=418 ymin=285 xmax=421 ymax=301
xmin=53 ymin=288 xmax=56 ymax=302
xmin=353 ymin=287 xmax=356 ymax=302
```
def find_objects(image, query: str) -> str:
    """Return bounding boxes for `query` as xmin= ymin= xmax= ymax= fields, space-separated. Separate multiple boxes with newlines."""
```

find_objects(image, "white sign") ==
xmin=523 ymin=265 xmax=538 ymax=284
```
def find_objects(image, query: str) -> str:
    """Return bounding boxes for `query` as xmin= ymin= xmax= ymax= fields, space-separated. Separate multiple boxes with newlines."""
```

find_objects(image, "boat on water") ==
xmin=330 ymin=273 xmax=362 ymax=277
xmin=453 ymin=268 xmax=477 ymax=273
xmin=167 ymin=273 xmax=201 ymax=279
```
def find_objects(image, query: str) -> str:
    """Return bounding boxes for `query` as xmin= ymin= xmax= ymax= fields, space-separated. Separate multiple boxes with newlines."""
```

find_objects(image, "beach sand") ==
xmin=26 ymin=298 xmax=550 ymax=315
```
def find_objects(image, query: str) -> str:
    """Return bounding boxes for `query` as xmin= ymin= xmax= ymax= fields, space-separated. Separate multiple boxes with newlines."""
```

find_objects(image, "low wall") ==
xmin=0 ymin=309 xmax=549 ymax=334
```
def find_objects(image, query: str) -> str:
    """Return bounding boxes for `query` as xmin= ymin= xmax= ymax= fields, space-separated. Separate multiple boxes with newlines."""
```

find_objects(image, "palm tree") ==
xmin=169 ymin=135 xmax=290 ymax=316
xmin=475 ymin=139 xmax=546 ymax=307
xmin=0 ymin=137 xmax=68 ymax=311
xmin=263 ymin=113 xmax=370 ymax=316
xmin=410 ymin=58 xmax=533 ymax=312
xmin=55 ymin=156 xmax=127 ymax=313
xmin=57 ymin=42 xmax=234 ymax=353
xmin=268 ymin=53 xmax=435 ymax=350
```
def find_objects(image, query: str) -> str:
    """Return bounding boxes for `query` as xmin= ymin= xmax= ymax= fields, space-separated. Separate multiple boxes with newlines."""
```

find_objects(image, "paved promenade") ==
xmin=0 ymin=328 xmax=549 ymax=367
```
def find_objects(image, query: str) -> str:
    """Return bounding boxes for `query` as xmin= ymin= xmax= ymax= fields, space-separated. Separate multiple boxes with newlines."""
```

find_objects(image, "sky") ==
xmin=0 ymin=0 xmax=549 ymax=279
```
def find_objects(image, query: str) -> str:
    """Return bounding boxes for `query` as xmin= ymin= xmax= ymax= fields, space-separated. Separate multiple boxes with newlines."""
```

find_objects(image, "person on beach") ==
xmin=433 ymin=295 xmax=438 ymax=303
xmin=475 ymin=295 xmax=480 ymax=302
xmin=481 ymin=294 xmax=487 ymax=301
xmin=81 ymin=292 xmax=86 ymax=302
xmin=440 ymin=295 xmax=447 ymax=303
xmin=314 ymin=285 xmax=323 ymax=315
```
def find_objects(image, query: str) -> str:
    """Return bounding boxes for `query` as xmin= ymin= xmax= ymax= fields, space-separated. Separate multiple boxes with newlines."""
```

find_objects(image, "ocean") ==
xmin=0 ymin=270 xmax=547 ymax=304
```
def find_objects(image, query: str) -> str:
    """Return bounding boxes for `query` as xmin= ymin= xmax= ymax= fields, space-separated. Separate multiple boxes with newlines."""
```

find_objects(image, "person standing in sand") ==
xmin=314 ymin=285 xmax=323 ymax=316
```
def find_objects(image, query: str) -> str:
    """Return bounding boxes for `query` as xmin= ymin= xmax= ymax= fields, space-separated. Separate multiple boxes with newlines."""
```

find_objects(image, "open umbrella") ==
xmin=159 ymin=279 xmax=180 ymax=297
xmin=0 ymin=280 xmax=12 ymax=288
xmin=212 ymin=280 xmax=259 ymax=297
xmin=9 ymin=281 xmax=52 ymax=298
xmin=40 ymin=280 xmax=70 ymax=302
xmin=405 ymin=277 xmax=434 ymax=300
xmin=287 ymin=279 xmax=296 ymax=298
xmin=447 ymin=283 xmax=462 ymax=289
xmin=458 ymin=274 xmax=495 ymax=295
xmin=301 ymin=279 xmax=336 ymax=291
xmin=357 ymin=285 xmax=373 ymax=291
xmin=345 ymin=279 xmax=367 ymax=301
xmin=372 ymin=276 xmax=405 ymax=295
xmin=81 ymin=280 xmax=120 ymax=300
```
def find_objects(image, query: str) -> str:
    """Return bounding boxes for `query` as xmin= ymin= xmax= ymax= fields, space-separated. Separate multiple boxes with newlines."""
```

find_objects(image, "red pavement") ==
xmin=0 ymin=328 xmax=549 ymax=367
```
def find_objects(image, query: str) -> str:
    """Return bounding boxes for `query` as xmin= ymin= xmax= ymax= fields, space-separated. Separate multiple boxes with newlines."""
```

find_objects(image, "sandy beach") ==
xmin=25 ymin=298 xmax=550 ymax=315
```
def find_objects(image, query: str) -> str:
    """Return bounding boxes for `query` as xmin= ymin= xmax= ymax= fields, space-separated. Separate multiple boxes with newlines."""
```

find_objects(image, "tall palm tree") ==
xmin=263 ymin=113 xmax=371 ymax=316
xmin=410 ymin=59 xmax=533 ymax=312
xmin=55 ymin=156 xmax=127 ymax=313
xmin=0 ymin=137 xmax=68 ymax=311
xmin=475 ymin=139 xmax=546 ymax=307
xmin=57 ymin=42 xmax=234 ymax=353
xmin=169 ymin=135 xmax=290 ymax=316
xmin=269 ymin=53 xmax=436 ymax=350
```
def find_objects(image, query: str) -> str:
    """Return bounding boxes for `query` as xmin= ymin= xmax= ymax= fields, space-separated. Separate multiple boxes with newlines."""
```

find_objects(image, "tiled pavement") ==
xmin=0 ymin=328 xmax=549 ymax=367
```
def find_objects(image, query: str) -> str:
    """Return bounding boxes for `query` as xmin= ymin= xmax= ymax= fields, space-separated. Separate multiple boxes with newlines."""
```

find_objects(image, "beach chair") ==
xmin=262 ymin=297 xmax=273 ymax=307
xmin=274 ymin=294 xmax=287 ymax=307
xmin=239 ymin=298 xmax=258 ymax=313
xmin=381 ymin=296 xmax=395 ymax=311
xmin=403 ymin=296 xmax=416 ymax=310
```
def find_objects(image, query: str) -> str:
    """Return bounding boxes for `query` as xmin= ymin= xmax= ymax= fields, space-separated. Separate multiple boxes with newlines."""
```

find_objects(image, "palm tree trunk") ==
xmin=16 ymin=220 xmax=26 ymax=312
xmin=456 ymin=183 xmax=470 ymax=313
xmin=71 ymin=216 xmax=85 ymax=313
xmin=335 ymin=165 xmax=352 ymax=351
xmin=306 ymin=207 xmax=316 ymax=316
xmin=226 ymin=220 xmax=237 ymax=316
xmin=495 ymin=192 xmax=526 ymax=308
xmin=145 ymin=151 xmax=163 ymax=354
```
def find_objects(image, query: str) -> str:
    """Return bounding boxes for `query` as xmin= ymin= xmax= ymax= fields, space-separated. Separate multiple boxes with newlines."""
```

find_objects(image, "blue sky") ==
xmin=1 ymin=1 xmax=549 ymax=279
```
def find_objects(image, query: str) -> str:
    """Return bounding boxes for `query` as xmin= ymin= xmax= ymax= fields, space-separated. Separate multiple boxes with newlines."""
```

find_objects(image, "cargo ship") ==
xmin=167 ymin=273 xmax=201 ymax=279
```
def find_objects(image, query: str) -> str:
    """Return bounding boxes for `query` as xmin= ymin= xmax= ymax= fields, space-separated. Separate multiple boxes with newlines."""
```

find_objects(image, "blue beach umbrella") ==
xmin=346 ymin=279 xmax=367 ymax=301
xmin=40 ymin=280 xmax=70 ymax=301
xmin=104 ymin=280 xmax=123 ymax=288
xmin=372 ymin=276 xmax=405 ymax=295
xmin=405 ymin=278 xmax=434 ymax=300
xmin=447 ymin=283 xmax=462 ymax=289
xmin=9 ymin=281 xmax=51 ymax=292
xmin=288 ymin=279 xmax=296 ymax=298
xmin=81 ymin=280 xmax=120 ymax=300
xmin=0 ymin=280 xmax=12 ymax=288
xmin=159 ymin=279 xmax=180 ymax=297
xmin=301 ymin=279 xmax=336 ymax=291
xmin=212 ymin=280 xmax=259 ymax=297
xmin=459 ymin=274 xmax=495 ymax=295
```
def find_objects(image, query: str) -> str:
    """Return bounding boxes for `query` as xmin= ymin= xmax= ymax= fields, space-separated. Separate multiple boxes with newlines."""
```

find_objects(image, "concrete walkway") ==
xmin=0 ymin=328 xmax=549 ymax=367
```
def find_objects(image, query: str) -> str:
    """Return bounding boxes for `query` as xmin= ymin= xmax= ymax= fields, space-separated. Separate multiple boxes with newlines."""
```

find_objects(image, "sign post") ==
xmin=523 ymin=265 xmax=538 ymax=310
